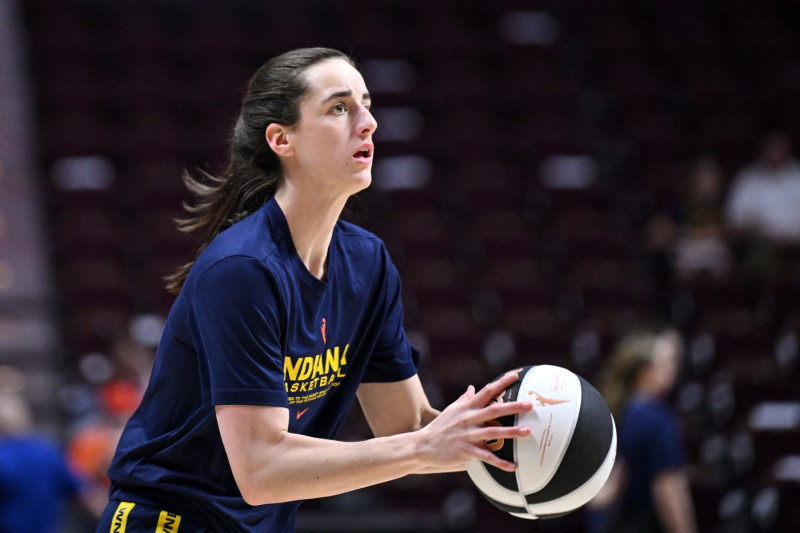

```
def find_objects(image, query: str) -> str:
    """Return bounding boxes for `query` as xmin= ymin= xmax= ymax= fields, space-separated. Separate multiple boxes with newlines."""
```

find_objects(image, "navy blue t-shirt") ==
xmin=618 ymin=395 xmax=685 ymax=518
xmin=108 ymin=198 xmax=419 ymax=532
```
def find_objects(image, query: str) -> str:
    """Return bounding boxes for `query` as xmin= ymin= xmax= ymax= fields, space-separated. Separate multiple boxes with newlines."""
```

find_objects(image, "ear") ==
xmin=266 ymin=123 xmax=294 ymax=157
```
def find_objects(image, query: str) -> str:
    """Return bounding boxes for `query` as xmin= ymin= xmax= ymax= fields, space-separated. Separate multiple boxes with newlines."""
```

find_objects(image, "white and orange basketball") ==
xmin=467 ymin=365 xmax=617 ymax=519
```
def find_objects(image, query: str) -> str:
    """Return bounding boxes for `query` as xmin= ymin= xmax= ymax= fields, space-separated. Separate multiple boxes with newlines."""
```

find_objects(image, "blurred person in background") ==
xmin=588 ymin=328 xmax=697 ymax=533
xmin=671 ymin=157 xmax=732 ymax=283
xmin=0 ymin=391 xmax=103 ymax=532
xmin=725 ymin=130 xmax=800 ymax=285
xmin=67 ymin=334 xmax=151 ymax=497
xmin=645 ymin=157 xmax=732 ymax=319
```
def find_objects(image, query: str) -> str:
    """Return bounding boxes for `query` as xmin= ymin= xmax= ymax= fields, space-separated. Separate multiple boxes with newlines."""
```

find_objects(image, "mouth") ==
xmin=353 ymin=145 xmax=373 ymax=163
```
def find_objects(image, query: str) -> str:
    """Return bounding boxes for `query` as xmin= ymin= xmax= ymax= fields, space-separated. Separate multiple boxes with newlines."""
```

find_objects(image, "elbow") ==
xmin=237 ymin=479 xmax=283 ymax=507
xmin=234 ymin=474 xmax=263 ymax=506
xmin=234 ymin=466 xmax=295 ymax=506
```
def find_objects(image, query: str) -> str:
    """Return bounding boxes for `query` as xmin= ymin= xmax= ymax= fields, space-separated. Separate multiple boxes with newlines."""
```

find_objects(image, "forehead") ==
xmin=301 ymin=58 xmax=368 ymax=99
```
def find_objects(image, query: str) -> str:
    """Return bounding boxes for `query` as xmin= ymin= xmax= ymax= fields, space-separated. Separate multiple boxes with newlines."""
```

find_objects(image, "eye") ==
xmin=331 ymin=103 xmax=346 ymax=115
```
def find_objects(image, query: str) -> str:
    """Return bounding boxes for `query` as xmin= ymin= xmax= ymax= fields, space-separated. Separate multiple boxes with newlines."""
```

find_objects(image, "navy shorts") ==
xmin=96 ymin=500 xmax=212 ymax=533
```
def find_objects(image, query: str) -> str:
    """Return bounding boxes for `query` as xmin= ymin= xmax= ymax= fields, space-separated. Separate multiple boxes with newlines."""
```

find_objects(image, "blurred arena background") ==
xmin=1 ymin=0 xmax=800 ymax=531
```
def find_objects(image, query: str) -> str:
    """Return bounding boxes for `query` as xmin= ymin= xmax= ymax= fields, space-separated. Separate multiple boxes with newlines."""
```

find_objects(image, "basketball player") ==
xmin=95 ymin=48 xmax=533 ymax=532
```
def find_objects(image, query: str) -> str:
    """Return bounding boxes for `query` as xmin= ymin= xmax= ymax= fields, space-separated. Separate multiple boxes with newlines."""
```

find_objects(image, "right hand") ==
xmin=414 ymin=371 xmax=533 ymax=472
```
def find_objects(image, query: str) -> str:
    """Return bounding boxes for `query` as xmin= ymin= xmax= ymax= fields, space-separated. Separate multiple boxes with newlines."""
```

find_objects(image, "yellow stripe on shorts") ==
xmin=156 ymin=510 xmax=182 ymax=533
xmin=110 ymin=501 xmax=135 ymax=533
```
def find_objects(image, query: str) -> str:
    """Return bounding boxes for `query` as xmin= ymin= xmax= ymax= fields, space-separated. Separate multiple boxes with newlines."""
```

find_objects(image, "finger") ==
xmin=472 ymin=371 xmax=519 ymax=406
xmin=470 ymin=443 xmax=517 ymax=472
xmin=458 ymin=399 xmax=532 ymax=428
xmin=475 ymin=424 xmax=531 ymax=442
xmin=477 ymin=400 xmax=533 ymax=423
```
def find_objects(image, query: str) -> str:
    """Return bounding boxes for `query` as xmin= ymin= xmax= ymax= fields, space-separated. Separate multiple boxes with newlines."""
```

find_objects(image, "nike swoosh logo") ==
xmin=296 ymin=408 xmax=309 ymax=419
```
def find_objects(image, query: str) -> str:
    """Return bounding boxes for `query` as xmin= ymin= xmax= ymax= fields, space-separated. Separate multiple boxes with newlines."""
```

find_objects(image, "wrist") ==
xmin=400 ymin=423 xmax=437 ymax=473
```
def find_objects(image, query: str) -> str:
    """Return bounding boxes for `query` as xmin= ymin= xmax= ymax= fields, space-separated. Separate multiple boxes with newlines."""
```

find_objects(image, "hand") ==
xmin=414 ymin=371 xmax=533 ymax=472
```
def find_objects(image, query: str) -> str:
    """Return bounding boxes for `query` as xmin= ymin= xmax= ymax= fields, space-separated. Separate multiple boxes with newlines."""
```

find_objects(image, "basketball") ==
xmin=467 ymin=365 xmax=617 ymax=519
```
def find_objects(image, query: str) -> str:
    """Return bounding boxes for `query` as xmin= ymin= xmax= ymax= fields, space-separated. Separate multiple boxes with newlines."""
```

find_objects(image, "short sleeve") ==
xmin=362 ymin=251 xmax=419 ymax=383
xmin=192 ymin=256 xmax=289 ymax=407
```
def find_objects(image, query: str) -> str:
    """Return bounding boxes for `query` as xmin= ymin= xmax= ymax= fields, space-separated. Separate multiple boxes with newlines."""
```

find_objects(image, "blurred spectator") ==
xmin=108 ymin=334 xmax=156 ymax=392
xmin=66 ymin=334 xmax=152 ymax=518
xmin=672 ymin=158 xmax=732 ymax=283
xmin=588 ymin=328 xmax=697 ymax=533
xmin=0 ymin=392 xmax=102 ymax=532
xmin=725 ymin=130 xmax=800 ymax=284
xmin=645 ymin=158 xmax=732 ymax=317
xmin=66 ymin=380 xmax=137 ymax=498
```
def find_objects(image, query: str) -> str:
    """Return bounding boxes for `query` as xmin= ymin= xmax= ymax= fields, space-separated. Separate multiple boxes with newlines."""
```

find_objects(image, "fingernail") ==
xmin=519 ymin=427 xmax=531 ymax=436
xmin=523 ymin=401 xmax=533 ymax=410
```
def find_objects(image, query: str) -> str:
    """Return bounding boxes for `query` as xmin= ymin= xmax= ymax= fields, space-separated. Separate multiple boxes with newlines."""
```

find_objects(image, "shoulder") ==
xmin=336 ymin=219 xmax=385 ymax=250
xmin=185 ymin=238 xmax=285 ymax=309
xmin=203 ymin=211 xmax=282 ymax=264
xmin=187 ymin=209 xmax=290 ymax=287
xmin=335 ymin=220 xmax=394 ymax=268
xmin=2 ymin=435 xmax=63 ymax=462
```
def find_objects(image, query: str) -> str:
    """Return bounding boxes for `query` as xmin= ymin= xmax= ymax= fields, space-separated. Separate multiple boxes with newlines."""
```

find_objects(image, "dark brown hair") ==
xmin=165 ymin=47 xmax=354 ymax=293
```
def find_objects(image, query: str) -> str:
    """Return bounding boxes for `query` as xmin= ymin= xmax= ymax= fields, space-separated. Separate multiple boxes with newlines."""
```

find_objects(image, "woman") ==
xmin=591 ymin=328 xmax=698 ymax=533
xmin=95 ymin=47 xmax=533 ymax=532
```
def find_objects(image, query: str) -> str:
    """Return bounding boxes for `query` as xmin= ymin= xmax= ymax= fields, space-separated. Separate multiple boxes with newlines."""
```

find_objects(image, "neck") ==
xmin=274 ymin=182 xmax=348 ymax=280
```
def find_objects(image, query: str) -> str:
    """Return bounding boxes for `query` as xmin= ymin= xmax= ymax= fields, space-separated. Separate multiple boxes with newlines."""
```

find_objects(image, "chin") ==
xmin=350 ymin=171 xmax=372 ymax=193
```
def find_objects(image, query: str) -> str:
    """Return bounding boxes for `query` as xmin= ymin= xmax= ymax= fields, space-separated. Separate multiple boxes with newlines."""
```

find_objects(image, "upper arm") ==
xmin=193 ymin=258 xmax=288 ymax=408
xmin=356 ymin=375 xmax=439 ymax=437
xmin=216 ymin=404 xmax=289 ymax=502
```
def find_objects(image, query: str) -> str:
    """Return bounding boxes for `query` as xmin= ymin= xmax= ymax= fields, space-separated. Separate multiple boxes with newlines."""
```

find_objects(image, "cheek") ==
xmin=296 ymin=134 xmax=334 ymax=163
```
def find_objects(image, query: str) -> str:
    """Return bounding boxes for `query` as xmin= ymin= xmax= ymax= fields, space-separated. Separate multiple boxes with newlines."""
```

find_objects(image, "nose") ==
xmin=357 ymin=105 xmax=377 ymax=137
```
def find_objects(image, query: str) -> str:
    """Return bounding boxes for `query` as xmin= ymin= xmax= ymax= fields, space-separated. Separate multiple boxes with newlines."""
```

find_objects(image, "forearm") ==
xmin=219 ymin=373 xmax=532 ymax=506
xmin=653 ymin=470 xmax=697 ymax=533
xmin=415 ymin=464 xmax=466 ymax=474
xmin=237 ymin=430 xmax=427 ymax=505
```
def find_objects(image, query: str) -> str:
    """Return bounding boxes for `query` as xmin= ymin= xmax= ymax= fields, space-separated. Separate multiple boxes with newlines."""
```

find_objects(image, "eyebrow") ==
xmin=321 ymin=90 xmax=371 ymax=104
